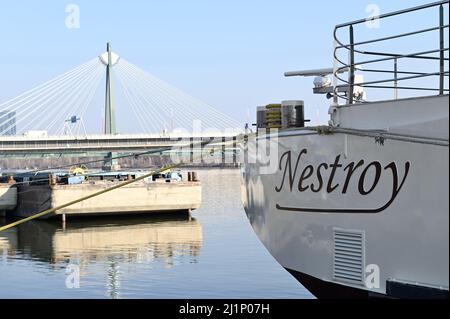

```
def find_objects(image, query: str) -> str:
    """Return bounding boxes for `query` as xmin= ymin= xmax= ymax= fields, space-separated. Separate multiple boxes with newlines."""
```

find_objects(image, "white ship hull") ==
xmin=241 ymin=95 xmax=449 ymax=298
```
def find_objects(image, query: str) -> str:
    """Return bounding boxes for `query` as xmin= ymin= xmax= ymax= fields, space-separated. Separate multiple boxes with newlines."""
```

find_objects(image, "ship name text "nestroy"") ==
xmin=274 ymin=149 xmax=410 ymax=213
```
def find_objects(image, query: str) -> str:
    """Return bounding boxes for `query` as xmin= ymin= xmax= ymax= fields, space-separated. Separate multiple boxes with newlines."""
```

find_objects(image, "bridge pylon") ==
xmin=99 ymin=42 xmax=120 ymax=171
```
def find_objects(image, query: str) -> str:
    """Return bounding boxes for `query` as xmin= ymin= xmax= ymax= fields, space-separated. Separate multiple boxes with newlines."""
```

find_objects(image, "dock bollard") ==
xmin=62 ymin=213 xmax=66 ymax=230
xmin=192 ymin=172 xmax=198 ymax=182
xmin=49 ymin=174 xmax=56 ymax=186
xmin=188 ymin=172 xmax=192 ymax=182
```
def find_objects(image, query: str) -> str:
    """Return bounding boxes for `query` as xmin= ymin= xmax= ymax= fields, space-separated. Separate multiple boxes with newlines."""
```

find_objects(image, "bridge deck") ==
xmin=0 ymin=133 xmax=240 ymax=155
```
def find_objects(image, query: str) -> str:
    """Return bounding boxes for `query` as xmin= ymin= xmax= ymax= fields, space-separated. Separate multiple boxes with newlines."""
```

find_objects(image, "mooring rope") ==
xmin=6 ymin=137 xmax=235 ymax=179
xmin=0 ymin=163 xmax=183 ymax=232
xmin=3 ymin=123 xmax=445 ymax=232
xmin=0 ymin=137 xmax=243 ymax=232
xmin=265 ymin=126 xmax=449 ymax=147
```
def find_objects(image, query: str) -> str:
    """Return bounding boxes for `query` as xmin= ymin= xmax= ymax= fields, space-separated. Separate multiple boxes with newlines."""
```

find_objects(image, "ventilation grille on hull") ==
xmin=333 ymin=229 xmax=365 ymax=285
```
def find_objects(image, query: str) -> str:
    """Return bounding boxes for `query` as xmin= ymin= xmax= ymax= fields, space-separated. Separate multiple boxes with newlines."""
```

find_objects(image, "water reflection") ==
xmin=1 ymin=215 xmax=202 ymax=264
xmin=0 ymin=169 xmax=310 ymax=299
xmin=0 ymin=215 xmax=202 ymax=298
xmin=0 ymin=225 xmax=17 ymax=259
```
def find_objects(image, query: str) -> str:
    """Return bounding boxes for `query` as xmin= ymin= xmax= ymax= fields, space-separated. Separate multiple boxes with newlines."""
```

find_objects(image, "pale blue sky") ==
xmin=0 ymin=0 xmax=445 ymax=133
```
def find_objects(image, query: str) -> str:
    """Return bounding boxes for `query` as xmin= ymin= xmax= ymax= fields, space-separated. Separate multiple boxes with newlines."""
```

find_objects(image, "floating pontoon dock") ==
xmin=7 ymin=170 xmax=201 ymax=219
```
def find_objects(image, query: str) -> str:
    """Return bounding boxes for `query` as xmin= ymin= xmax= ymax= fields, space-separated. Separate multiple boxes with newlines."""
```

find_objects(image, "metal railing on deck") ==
xmin=333 ymin=0 xmax=449 ymax=104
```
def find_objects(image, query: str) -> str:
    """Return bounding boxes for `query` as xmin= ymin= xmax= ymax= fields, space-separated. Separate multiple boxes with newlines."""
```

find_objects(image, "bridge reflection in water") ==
xmin=0 ymin=215 xmax=202 ymax=298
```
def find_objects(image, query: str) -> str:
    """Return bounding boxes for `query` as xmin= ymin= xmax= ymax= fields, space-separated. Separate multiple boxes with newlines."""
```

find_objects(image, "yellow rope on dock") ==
xmin=0 ymin=134 xmax=251 ymax=233
xmin=0 ymin=163 xmax=182 ymax=232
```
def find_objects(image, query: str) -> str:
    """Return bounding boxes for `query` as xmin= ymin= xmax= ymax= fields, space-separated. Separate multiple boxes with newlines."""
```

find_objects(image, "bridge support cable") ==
xmin=12 ymin=62 xmax=99 ymax=135
xmin=117 ymin=62 xmax=226 ymax=133
xmin=115 ymin=67 xmax=166 ymax=133
xmin=116 ymin=61 xmax=210 ymax=132
xmin=118 ymin=59 xmax=240 ymax=131
xmin=0 ymin=58 xmax=98 ymax=113
xmin=49 ymin=63 xmax=104 ymax=135
xmin=116 ymin=65 xmax=177 ymax=132
xmin=1 ymin=47 xmax=243 ymax=137
xmin=58 ymin=65 xmax=105 ymax=136
xmin=115 ymin=59 xmax=241 ymax=132
xmin=19 ymin=61 xmax=103 ymax=135
xmin=0 ymin=60 xmax=98 ymax=135
xmin=115 ymin=71 xmax=155 ymax=133
xmin=0 ymin=58 xmax=102 ymax=135
xmin=116 ymin=61 xmax=205 ymax=132
xmin=35 ymin=62 xmax=105 ymax=134
xmin=1 ymin=65 xmax=93 ymax=135
xmin=116 ymin=64 xmax=179 ymax=132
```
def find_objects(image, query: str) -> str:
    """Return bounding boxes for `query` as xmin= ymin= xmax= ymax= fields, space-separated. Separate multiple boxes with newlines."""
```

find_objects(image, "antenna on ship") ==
xmin=285 ymin=67 xmax=365 ymax=102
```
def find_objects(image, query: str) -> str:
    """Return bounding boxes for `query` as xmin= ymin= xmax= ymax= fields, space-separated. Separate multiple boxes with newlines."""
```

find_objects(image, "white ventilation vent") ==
xmin=333 ymin=228 xmax=365 ymax=286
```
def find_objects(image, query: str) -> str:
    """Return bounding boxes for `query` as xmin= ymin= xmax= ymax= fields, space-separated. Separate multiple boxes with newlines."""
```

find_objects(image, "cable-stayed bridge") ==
xmin=0 ymin=43 xmax=243 ymax=164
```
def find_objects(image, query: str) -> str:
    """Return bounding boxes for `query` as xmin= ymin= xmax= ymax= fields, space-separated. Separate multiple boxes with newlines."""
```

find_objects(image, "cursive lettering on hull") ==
xmin=274 ymin=149 xmax=410 ymax=213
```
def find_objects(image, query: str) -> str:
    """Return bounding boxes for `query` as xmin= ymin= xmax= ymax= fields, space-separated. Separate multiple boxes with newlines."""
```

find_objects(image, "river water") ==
xmin=0 ymin=168 xmax=312 ymax=299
